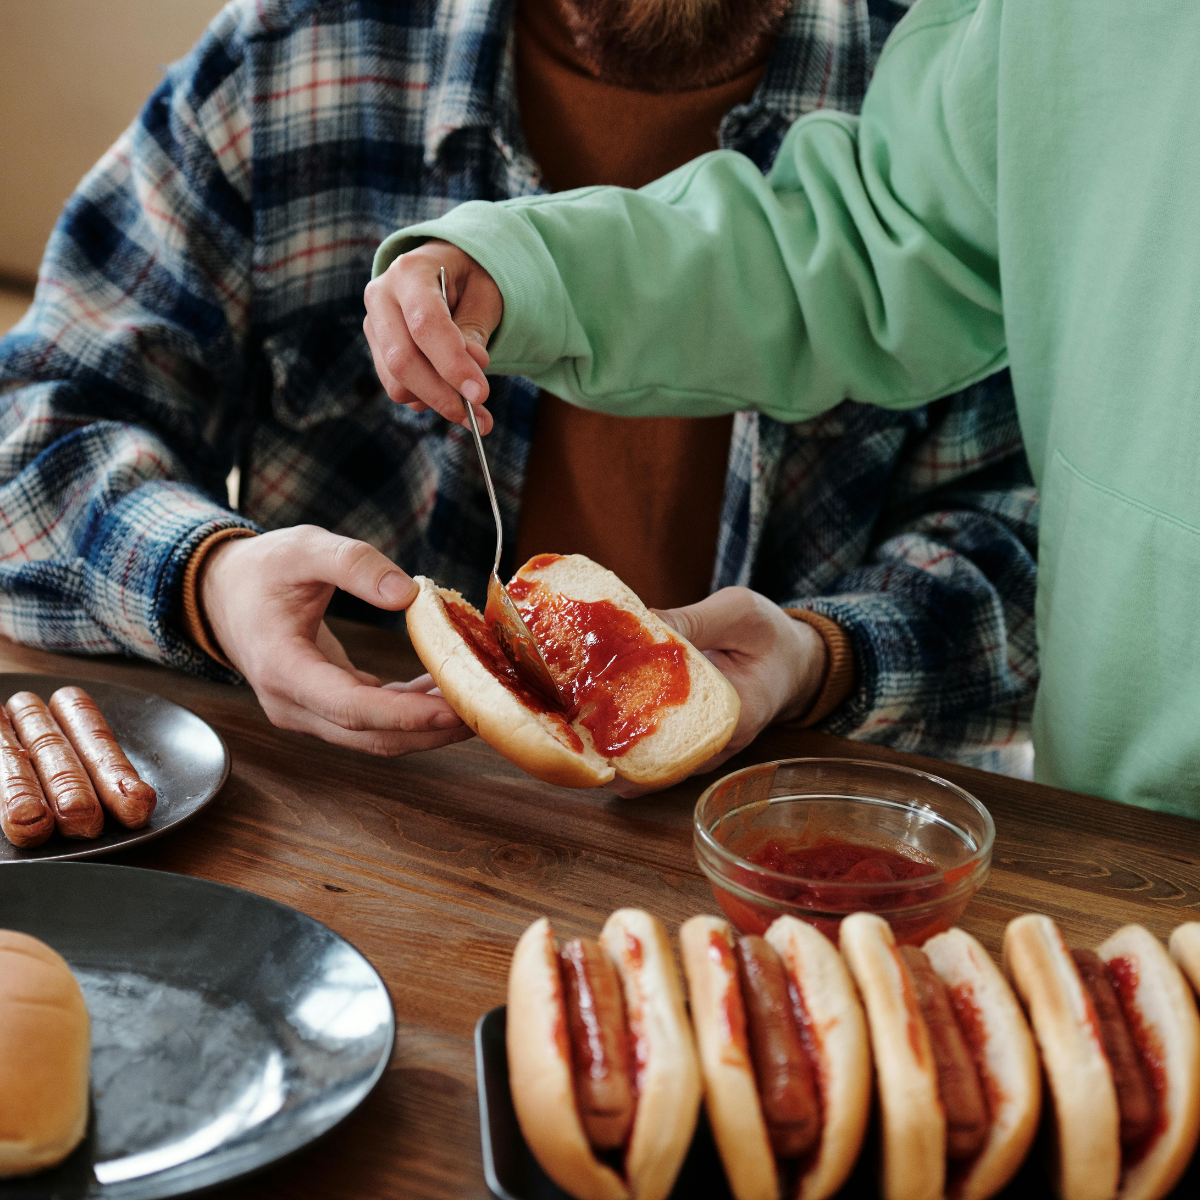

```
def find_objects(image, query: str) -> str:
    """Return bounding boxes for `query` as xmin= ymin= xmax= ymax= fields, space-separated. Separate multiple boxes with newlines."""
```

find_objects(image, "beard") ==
xmin=558 ymin=0 xmax=791 ymax=92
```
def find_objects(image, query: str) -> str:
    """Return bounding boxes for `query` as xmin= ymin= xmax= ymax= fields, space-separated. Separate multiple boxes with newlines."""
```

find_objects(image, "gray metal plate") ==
xmin=0 ymin=674 xmax=228 ymax=862
xmin=0 ymin=863 xmax=394 ymax=1197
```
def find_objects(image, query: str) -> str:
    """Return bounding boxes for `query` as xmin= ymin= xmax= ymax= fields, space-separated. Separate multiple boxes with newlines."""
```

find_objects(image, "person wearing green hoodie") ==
xmin=363 ymin=0 xmax=1200 ymax=816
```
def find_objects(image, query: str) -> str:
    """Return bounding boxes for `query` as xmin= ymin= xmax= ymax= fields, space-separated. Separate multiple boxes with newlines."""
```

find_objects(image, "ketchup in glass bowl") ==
xmin=693 ymin=758 xmax=994 ymax=945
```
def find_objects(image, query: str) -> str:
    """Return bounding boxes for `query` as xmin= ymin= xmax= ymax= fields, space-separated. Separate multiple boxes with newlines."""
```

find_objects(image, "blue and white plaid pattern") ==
xmin=0 ymin=0 xmax=1037 ymax=771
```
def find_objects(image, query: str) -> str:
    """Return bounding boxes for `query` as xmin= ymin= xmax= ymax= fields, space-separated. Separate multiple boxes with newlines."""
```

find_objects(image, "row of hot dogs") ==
xmin=506 ymin=908 xmax=1200 ymax=1200
xmin=0 ymin=687 xmax=156 ymax=847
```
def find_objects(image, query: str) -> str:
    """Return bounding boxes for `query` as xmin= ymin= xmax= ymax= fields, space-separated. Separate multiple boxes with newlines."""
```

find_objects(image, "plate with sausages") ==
xmin=0 ymin=674 xmax=228 ymax=863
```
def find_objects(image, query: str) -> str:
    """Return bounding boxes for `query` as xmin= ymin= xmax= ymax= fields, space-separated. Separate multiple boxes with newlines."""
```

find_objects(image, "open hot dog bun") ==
xmin=406 ymin=554 xmax=739 ymax=789
xmin=680 ymin=914 xmax=870 ymax=1200
xmin=921 ymin=927 xmax=1041 ymax=1200
xmin=506 ymin=910 xmax=701 ymax=1200
xmin=840 ymin=913 xmax=945 ymax=1200
xmin=0 ymin=931 xmax=90 ymax=1177
xmin=1005 ymin=916 xmax=1200 ymax=1200
xmin=1100 ymin=925 xmax=1200 ymax=1200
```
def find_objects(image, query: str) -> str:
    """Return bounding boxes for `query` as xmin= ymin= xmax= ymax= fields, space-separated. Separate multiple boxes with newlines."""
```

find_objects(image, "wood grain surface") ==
xmin=1 ymin=621 xmax=1198 ymax=1200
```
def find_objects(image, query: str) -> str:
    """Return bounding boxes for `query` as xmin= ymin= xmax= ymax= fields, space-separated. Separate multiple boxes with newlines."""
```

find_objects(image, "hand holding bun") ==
xmin=0 ymin=931 xmax=90 ymax=1177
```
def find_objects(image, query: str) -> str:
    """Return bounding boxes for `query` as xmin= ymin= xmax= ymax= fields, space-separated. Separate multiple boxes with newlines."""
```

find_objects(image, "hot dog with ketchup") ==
xmin=49 ymin=686 xmax=156 ymax=829
xmin=839 ymin=913 xmax=1040 ymax=1200
xmin=680 ymin=914 xmax=870 ymax=1200
xmin=506 ymin=909 xmax=701 ymax=1200
xmin=1004 ymin=916 xmax=1200 ymax=1200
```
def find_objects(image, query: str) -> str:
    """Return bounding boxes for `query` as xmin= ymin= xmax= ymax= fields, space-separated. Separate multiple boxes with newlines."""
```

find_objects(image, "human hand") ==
xmin=605 ymin=587 xmax=829 ymax=798
xmin=363 ymin=239 xmax=503 ymax=432
xmin=199 ymin=526 xmax=474 ymax=756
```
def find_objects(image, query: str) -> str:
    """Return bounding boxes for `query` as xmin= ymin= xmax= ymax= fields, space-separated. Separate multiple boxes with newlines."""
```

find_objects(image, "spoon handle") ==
xmin=441 ymin=268 xmax=504 ymax=578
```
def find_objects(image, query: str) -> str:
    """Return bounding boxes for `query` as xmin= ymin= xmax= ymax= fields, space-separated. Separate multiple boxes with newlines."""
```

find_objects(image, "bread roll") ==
xmin=0 ymin=930 xmax=90 ymax=1176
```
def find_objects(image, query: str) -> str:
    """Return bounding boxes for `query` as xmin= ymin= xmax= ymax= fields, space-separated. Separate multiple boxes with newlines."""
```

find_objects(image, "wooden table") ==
xmin=3 ymin=621 xmax=1199 ymax=1200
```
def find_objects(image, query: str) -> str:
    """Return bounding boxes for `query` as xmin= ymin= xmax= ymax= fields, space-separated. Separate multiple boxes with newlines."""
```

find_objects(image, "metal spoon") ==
xmin=439 ymin=268 xmax=565 ymax=709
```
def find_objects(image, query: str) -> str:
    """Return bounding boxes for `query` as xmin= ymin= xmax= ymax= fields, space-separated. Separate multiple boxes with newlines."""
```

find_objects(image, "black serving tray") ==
xmin=476 ymin=1005 xmax=1200 ymax=1200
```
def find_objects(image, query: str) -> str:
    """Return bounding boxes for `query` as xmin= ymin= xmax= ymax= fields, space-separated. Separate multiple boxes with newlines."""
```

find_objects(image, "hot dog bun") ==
xmin=921 ymin=927 xmax=1040 ymax=1200
xmin=0 ymin=931 xmax=90 ymax=1177
xmin=506 ymin=910 xmax=701 ymax=1200
xmin=681 ymin=914 xmax=870 ymax=1200
xmin=1100 ymin=925 xmax=1200 ymax=1200
xmin=406 ymin=554 xmax=739 ymax=789
xmin=839 ymin=912 xmax=945 ymax=1200
xmin=507 ymin=918 xmax=627 ymax=1200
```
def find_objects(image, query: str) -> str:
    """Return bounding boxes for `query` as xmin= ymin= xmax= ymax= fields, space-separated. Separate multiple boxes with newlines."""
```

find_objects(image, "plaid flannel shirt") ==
xmin=0 ymin=0 xmax=1038 ymax=772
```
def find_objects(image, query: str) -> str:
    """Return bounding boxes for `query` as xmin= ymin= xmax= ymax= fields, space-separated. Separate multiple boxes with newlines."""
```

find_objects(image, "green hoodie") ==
xmin=375 ymin=0 xmax=1200 ymax=815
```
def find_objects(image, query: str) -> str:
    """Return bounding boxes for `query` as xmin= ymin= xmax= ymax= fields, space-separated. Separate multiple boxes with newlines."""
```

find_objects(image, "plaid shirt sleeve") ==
xmin=0 ymin=8 xmax=259 ymax=679
xmin=777 ymin=374 xmax=1038 ymax=771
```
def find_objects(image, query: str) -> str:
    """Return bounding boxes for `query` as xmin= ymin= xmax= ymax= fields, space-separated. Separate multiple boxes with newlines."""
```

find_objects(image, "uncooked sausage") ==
xmin=49 ymin=686 xmax=156 ymax=829
xmin=0 ymin=706 xmax=54 ymax=848
xmin=6 ymin=692 xmax=104 ymax=839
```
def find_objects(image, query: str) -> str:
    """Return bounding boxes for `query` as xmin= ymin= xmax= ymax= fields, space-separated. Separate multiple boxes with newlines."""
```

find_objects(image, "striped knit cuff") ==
xmin=180 ymin=527 xmax=259 ymax=669
xmin=784 ymin=608 xmax=857 ymax=728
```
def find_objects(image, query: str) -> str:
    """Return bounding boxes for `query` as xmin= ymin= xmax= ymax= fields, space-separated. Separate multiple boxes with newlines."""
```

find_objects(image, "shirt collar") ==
xmin=423 ymin=0 xmax=873 ymax=169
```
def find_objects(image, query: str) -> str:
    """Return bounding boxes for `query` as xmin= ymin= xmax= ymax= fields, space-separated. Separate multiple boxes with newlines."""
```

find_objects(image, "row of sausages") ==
xmin=0 ymin=687 xmax=156 ymax=847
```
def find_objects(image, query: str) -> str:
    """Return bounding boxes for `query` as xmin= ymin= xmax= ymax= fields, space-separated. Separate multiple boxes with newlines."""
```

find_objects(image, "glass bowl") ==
xmin=693 ymin=758 xmax=993 ymax=944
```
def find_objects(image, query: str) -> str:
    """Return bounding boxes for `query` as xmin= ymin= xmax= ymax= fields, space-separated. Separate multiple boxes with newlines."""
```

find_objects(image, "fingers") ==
xmin=277 ymin=643 xmax=464 ymax=733
xmin=270 ymin=702 xmax=474 ymax=757
xmin=363 ymin=240 xmax=500 ymax=432
xmin=315 ymin=621 xmax=381 ymax=686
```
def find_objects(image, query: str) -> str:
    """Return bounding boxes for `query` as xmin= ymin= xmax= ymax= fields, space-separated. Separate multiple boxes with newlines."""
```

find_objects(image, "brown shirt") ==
xmin=512 ymin=0 xmax=768 ymax=610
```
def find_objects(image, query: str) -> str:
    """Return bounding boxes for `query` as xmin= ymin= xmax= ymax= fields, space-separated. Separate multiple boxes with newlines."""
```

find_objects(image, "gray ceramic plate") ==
xmin=0 ymin=863 xmax=395 ymax=1198
xmin=0 ymin=674 xmax=229 ymax=863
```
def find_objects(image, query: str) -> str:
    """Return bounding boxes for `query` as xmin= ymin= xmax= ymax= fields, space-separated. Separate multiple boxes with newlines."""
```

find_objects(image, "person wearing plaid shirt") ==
xmin=0 ymin=0 xmax=1037 ymax=777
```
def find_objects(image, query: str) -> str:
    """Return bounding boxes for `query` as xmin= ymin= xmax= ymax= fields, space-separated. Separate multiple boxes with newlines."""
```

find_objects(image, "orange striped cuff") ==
xmin=180 ymin=527 xmax=259 ymax=669
xmin=784 ymin=608 xmax=857 ymax=728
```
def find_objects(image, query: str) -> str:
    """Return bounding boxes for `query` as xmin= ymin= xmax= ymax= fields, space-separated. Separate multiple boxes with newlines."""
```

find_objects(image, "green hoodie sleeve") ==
xmin=373 ymin=0 xmax=1006 ymax=422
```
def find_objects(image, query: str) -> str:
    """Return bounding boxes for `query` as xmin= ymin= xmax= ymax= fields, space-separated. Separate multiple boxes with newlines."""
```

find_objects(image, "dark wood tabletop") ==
xmin=2 ymin=620 xmax=1199 ymax=1200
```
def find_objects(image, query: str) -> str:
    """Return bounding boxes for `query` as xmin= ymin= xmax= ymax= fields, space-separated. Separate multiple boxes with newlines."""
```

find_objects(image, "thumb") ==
xmin=284 ymin=528 xmax=418 ymax=612
xmin=655 ymin=590 xmax=746 ymax=651
xmin=451 ymin=274 xmax=502 ymax=369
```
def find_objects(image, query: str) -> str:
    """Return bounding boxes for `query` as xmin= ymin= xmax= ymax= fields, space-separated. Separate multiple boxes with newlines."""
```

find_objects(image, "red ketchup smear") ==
xmin=1106 ymin=955 xmax=1168 ymax=1167
xmin=707 ymin=930 xmax=749 ymax=1056
xmin=442 ymin=597 xmax=583 ymax=753
xmin=709 ymin=836 xmax=962 ymax=944
xmin=622 ymin=934 xmax=650 ymax=1097
xmin=786 ymin=975 xmax=825 ymax=1137
xmin=507 ymin=573 xmax=690 ymax=757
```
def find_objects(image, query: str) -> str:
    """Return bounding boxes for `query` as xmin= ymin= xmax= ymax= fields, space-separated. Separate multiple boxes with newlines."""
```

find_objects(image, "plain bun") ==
xmin=406 ymin=554 xmax=739 ymax=789
xmin=0 ymin=930 xmax=89 ymax=1177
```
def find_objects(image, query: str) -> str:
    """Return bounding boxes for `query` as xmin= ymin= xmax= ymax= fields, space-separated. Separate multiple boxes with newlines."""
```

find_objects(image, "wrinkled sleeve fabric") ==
xmin=375 ymin=0 xmax=1003 ymax=421
xmin=0 ymin=11 xmax=259 ymax=679
xmin=779 ymin=380 xmax=1039 ymax=773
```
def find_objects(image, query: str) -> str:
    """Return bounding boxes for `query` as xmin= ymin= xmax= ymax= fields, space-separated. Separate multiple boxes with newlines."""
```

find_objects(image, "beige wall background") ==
xmin=0 ymin=0 xmax=225 ymax=283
